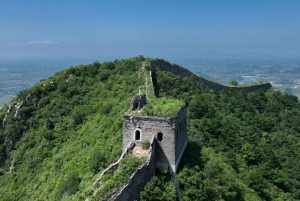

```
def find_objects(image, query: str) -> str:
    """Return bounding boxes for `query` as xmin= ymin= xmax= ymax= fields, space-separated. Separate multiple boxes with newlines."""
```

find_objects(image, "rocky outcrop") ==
xmin=2 ymin=92 xmax=35 ymax=125
xmin=14 ymin=92 xmax=35 ymax=118
xmin=150 ymin=59 xmax=272 ymax=93
xmin=2 ymin=92 xmax=35 ymax=152
xmin=2 ymin=102 xmax=17 ymax=125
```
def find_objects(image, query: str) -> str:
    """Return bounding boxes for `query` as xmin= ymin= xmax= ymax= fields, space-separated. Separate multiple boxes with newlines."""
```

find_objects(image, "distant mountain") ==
xmin=0 ymin=56 xmax=299 ymax=200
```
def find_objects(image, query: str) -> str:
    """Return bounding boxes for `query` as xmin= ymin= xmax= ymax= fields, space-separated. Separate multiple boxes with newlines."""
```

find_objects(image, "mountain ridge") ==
xmin=0 ymin=56 xmax=299 ymax=200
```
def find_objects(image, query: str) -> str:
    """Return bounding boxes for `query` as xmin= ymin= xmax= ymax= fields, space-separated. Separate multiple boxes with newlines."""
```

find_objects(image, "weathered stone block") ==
xmin=129 ymin=93 xmax=146 ymax=111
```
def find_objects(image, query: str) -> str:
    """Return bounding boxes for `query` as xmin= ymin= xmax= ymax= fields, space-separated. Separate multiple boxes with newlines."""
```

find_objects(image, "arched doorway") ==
xmin=135 ymin=130 xmax=141 ymax=140
xmin=134 ymin=128 xmax=142 ymax=141
xmin=157 ymin=132 xmax=163 ymax=142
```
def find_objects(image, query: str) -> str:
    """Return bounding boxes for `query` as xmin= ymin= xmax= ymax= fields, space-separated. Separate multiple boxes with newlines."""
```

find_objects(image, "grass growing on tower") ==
xmin=142 ymin=97 xmax=185 ymax=119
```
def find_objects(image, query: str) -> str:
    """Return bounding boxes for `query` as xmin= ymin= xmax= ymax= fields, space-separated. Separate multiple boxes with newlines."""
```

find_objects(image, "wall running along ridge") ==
xmin=150 ymin=60 xmax=272 ymax=93
xmin=104 ymin=137 xmax=156 ymax=201
xmin=90 ymin=141 xmax=135 ymax=197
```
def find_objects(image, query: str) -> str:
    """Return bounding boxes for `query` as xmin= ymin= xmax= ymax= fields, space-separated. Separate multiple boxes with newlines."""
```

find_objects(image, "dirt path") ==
xmin=132 ymin=146 xmax=148 ymax=158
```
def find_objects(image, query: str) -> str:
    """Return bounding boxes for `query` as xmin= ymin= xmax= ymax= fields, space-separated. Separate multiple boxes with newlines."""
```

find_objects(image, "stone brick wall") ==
xmin=129 ymin=93 xmax=146 ymax=111
xmin=123 ymin=114 xmax=176 ymax=167
xmin=112 ymin=137 xmax=156 ymax=201
xmin=123 ymin=105 xmax=187 ymax=173
xmin=105 ymin=106 xmax=188 ymax=200
xmin=150 ymin=59 xmax=272 ymax=93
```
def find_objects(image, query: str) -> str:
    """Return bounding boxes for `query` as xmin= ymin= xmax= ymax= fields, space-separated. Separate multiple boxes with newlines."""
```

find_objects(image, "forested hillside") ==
xmin=142 ymin=70 xmax=300 ymax=201
xmin=0 ymin=57 xmax=146 ymax=200
xmin=0 ymin=56 xmax=300 ymax=200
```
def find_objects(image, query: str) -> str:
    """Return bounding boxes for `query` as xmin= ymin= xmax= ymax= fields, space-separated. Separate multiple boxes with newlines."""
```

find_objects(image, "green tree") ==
xmin=229 ymin=80 xmax=238 ymax=86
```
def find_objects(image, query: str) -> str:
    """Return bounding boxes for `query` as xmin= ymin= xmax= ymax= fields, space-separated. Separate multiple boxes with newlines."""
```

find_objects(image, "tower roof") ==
xmin=127 ymin=94 xmax=185 ymax=119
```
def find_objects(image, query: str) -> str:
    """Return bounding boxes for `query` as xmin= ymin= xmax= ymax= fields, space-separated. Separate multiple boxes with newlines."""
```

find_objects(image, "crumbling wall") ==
xmin=150 ymin=60 xmax=272 ymax=93
xmin=91 ymin=141 xmax=135 ymax=195
xmin=105 ymin=137 xmax=156 ymax=201
xmin=130 ymin=93 xmax=146 ymax=110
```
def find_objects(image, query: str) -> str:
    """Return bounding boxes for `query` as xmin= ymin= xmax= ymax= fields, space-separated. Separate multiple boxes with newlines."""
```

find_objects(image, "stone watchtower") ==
xmin=123 ymin=94 xmax=187 ymax=173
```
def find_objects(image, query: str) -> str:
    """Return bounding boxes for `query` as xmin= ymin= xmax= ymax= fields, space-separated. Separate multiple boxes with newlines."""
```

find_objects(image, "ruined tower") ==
xmin=123 ymin=94 xmax=187 ymax=173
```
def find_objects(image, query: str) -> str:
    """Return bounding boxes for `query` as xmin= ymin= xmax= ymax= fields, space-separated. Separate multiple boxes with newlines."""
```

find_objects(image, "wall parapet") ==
xmin=104 ymin=136 xmax=156 ymax=201
xmin=91 ymin=141 xmax=135 ymax=196
xmin=150 ymin=59 xmax=272 ymax=93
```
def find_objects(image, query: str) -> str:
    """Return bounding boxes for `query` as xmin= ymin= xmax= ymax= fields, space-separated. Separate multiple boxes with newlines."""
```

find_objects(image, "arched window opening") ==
xmin=157 ymin=132 xmax=163 ymax=142
xmin=135 ymin=130 xmax=141 ymax=140
xmin=133 ymin=102 xmax=139 ymax=110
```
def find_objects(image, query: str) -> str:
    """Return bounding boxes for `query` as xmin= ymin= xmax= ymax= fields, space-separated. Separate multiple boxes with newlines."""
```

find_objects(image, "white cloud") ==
xmin=10 ymin=42 xmax=22 ymax=46
xmin=27 ymin=40 xmax=59 ymax=44
xmin=10 ymin=40 xmax=59 ymax=46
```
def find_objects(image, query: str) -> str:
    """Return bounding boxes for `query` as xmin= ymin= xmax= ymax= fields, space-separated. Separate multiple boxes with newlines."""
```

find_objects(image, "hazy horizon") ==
xmin=1 ymin=1 xmax=299 ymax=61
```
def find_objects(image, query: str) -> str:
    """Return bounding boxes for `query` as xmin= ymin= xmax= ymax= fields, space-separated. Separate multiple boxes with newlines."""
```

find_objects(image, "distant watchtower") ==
xmin=123 ymin=94 xmax=187 ymax=173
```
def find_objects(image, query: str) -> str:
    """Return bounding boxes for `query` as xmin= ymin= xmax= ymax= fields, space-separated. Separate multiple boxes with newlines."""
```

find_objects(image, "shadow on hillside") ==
xmin=177 ymin=140 xmax=203 ymax=172
xmin=151 ymin=70 xmax=160 ymax=98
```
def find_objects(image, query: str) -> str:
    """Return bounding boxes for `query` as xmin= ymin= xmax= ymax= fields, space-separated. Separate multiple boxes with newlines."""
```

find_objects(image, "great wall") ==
xmin=149 ymin=59 xmax=272 ymax=93
xmin=2 ymin=59 xmax=272 ymax=201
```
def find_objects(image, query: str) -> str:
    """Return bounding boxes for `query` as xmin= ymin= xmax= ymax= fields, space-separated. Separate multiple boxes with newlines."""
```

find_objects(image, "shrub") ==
xmin=59 ymin=171 xmax=81 ymax=196
xmin=89 ymin=149 xmax=106 ymax=172
xmin=229 ymin=80 xmax=238 ymax=86
xmin=39 ymin=130 xmax=55 ymax=141
xmin=100 ymin=103 xmax=112 ymax=115
xmin=141 ymin=140 xmax=150 ymax=150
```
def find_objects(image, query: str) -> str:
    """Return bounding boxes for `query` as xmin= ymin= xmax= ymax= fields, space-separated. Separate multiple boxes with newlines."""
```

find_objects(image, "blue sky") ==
xmin=1 ymin=0 xmax=300 ymax=60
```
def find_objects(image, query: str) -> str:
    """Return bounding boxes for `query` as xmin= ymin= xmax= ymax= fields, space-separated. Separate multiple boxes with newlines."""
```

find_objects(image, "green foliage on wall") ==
xmin=93 ymin=154 xmax=146 ymax=199
xmin=142 ymin=97 xmax=185 ymax=118
xmin=141 ymin=140 xmax=150 ymax=150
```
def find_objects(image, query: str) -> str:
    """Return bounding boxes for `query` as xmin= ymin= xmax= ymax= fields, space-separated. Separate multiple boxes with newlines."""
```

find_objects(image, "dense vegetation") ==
xmin=228 ymin=80 xmax=266 ymax=87
xmin=0 ymin=57 xmax=145 ymax=200
xmin=141 ymin=70 xmax=300 ymax=201
xmin=0 ymin=56 xmax=300 ymax=200
xmin=137 ymin=97 xmax=185 ymax=118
